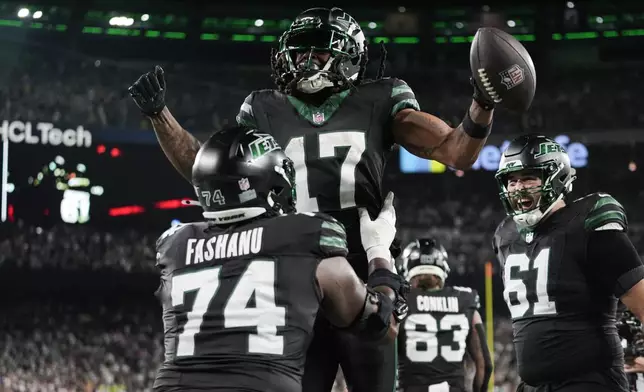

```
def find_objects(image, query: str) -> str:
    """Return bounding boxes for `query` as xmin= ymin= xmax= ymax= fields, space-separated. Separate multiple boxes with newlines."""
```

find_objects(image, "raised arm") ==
xmin=149 ymin=107 xmax=202 ymax=183
xmin=388 ymin=79 xmax=494 ymax=170
xmin=129 ymin=66 xmax=202 ymax=183
xmin=393 ymin=101 xmax=492 ymax=170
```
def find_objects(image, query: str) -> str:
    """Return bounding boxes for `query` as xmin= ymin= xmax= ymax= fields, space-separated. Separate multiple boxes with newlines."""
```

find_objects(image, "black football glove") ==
xmin=470 ymin=77 xmax=495 ymax=111
xmin=368 ymin=269 xmax=410 ymax=323
xmin=128 ymin=65 xmax=166 ymax=116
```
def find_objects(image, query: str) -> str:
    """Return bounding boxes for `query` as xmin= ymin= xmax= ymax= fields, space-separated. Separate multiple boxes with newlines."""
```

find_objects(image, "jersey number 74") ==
xmin=171 ymin=259 xmax=285 ymax=357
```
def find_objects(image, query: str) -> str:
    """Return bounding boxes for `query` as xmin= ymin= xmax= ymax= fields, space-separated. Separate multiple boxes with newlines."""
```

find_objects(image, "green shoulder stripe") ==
xmin=236 ymin=93 xmax=257 ymax=128
xmin=319 ymin=219 xmax=348 ymax=257
xmin=390 ymin=79 xmax=420 ymax=116
xmin=584 ymin=194 xmax=627 ymax=231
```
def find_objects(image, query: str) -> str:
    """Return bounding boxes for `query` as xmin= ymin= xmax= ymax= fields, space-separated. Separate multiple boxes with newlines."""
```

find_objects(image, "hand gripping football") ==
xmin=470 ymin=27 xmax=537 ymax=112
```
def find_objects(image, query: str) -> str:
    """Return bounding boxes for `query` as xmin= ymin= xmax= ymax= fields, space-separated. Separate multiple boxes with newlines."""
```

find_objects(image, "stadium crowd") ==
xmin=0 ymin=42 xmax=642 ymax=135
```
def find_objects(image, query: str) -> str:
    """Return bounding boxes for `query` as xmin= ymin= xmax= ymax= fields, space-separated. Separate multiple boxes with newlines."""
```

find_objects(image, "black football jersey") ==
xmin=236 ymin=79 xmax=419 ymax=278
xmin=493 ymin=192 xmax=630 ymax=385
xmin=398 ymin=285 xmax=480 ymax=390
xmin=153 ymin=212 xmax=348 ymax=392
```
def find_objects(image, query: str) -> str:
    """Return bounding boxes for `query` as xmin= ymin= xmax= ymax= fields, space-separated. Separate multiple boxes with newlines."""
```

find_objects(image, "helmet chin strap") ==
xmin=296 ymin=72 xmax=335 ymax=94
xmin=295 ymin=57 xmax=336 ymax=94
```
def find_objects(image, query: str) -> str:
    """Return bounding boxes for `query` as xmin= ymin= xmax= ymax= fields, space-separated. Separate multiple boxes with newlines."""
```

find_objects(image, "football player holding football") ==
xmin=397 ymin=238 xmax=492 ymax=392
xmin=493 ymin=134 xmax=644 ymax=392
xmin=153 ymin=125 xmax=407 ymax=392
xmin=130 ymin=7 xmax=495 ymax=392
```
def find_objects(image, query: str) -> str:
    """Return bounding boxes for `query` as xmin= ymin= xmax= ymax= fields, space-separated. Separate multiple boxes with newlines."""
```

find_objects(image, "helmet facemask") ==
xmin=274 ymin=24 xmax=365 ymax=94
xmin=496 ymin=162 xmax=574 ymax=229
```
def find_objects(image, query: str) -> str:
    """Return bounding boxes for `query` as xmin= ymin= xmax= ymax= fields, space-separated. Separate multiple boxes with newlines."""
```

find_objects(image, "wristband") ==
xmin=366 ymin=246 xmax=391 ymax=265
xmin=462 ymin=109 xmax=492 ymax=139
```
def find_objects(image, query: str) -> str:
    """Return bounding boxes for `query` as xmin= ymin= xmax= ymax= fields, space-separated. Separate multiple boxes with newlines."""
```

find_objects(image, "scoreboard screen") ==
xmin=1 ymin=141 xmax=201 ymax=229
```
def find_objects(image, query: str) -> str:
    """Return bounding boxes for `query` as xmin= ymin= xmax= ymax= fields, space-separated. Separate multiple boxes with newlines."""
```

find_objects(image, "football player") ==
xmin=493 ymin=134 xmax=644 ymax=392
xmin=130 ymin=8 xmax=496 ymax=392
xmin=153 ymin=125 xmax=408 ymax=392
xmin=397 ymin=238 xmax=492 ymax=392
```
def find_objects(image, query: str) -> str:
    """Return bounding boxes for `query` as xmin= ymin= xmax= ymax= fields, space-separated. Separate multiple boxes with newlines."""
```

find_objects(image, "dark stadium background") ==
xmin=1 ymin=0 xmax=644 ymax=391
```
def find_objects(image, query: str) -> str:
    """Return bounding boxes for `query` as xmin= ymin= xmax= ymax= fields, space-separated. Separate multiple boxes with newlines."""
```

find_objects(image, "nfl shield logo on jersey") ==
xmin=312 ymin=112 xmax=325 ymax=125
xmin=499 ymin=64 xmax=525 ymax=90
xmin=238 ymin=177 xmax=250 ymax=191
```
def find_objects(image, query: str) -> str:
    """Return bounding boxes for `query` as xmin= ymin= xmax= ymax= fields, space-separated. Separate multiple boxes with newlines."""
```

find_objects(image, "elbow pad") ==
xmin=342 ymin=288 xmax=395 ymax=341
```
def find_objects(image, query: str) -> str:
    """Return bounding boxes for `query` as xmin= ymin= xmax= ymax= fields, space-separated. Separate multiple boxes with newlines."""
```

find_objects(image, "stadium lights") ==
xmin=33 ymin=10 xmax=42 ymax=19
xmin=368 ymin=22 xmax=377 ymax=29
xmin=141 ymin=14 xmax=149 ymax=22
xmin=17 ymin=8 xmax=29 ymax=18
xmin=109 ymin=16 xmax=134 ymax=27
xmin=507 ymin=20 xmax=516 ymax=27
xmin=254 ymin=19 xmax=264 ymax=27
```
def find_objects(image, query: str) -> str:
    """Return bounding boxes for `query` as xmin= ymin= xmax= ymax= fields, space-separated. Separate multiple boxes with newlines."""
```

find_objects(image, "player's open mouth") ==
xmin=517 ymin=197 xmax=535 ymax=211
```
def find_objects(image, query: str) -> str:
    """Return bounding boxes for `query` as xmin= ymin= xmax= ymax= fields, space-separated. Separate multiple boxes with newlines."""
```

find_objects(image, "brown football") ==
xmin=470 ymin=27 xmax=537 ymax=112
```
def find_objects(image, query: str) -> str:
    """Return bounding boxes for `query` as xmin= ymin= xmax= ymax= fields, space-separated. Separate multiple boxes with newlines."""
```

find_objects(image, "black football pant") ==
xmin=517 ymin=367 xmax=629 ymax=392
xmin=302 ymin=292 xmax=397 ymax=392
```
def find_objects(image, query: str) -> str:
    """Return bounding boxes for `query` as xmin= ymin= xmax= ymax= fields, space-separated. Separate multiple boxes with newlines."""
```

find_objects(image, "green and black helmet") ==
xmin=192 ymin=126 xmax=297 ymax=225
xmin=495 ymin=134 xmax=577 ymax=228
xmin=272 ymin=7 xmax=367 ymax=94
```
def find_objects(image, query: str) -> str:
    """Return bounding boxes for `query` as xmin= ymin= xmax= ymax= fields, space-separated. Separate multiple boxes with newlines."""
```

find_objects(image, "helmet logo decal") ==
xmin=533 ymin=142 xmax=565 ymax=159
xmin=500 ymin=159 xmax=523 ymax=170
xmin=237 ymin=177 xmax=257 ymax=203
xmin=238 ymin=178 xmax=250 ymax=191
xmin=249 ymin=134 xmax=280 ymax=160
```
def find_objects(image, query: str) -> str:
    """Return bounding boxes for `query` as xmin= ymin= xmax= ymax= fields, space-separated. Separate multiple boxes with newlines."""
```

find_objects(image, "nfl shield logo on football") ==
xmin=238 ymin=177 xmax=250 ymax=191
xmin=499 ymin=64 xmax=525 ymax=90
xmin=312 ymin=112 xmax=325 ymax=125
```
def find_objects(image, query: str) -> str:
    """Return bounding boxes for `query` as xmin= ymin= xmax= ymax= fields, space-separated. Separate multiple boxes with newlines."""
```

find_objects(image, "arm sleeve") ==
xmin=235 ymin=92 xmax=257 ymax=128
xmin=315 ymin=213 xmax=349 ymax=258
xmin=585 ymin=230 xmax=644 ymax=297
xmin=389 ymin=78 xmax=420 ymax=118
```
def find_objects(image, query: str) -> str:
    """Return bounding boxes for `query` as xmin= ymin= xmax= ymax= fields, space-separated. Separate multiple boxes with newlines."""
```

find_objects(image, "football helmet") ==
xmin=272 ymin=7 xmax=367 ymax=94
xmin=495 ymin=134 xmax=577 ymax=229
xmin=192 ymin=126 xmax=296 ymax=224
xmin=398 ymin=238 xmax=451 ymax=283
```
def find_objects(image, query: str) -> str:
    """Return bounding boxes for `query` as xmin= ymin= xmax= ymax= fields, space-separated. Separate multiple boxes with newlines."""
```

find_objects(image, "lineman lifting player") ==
xmin=152 ymin=126 xmax=407 ymax=392
xmin=130 ymin=7 xmax=536 ymax=392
